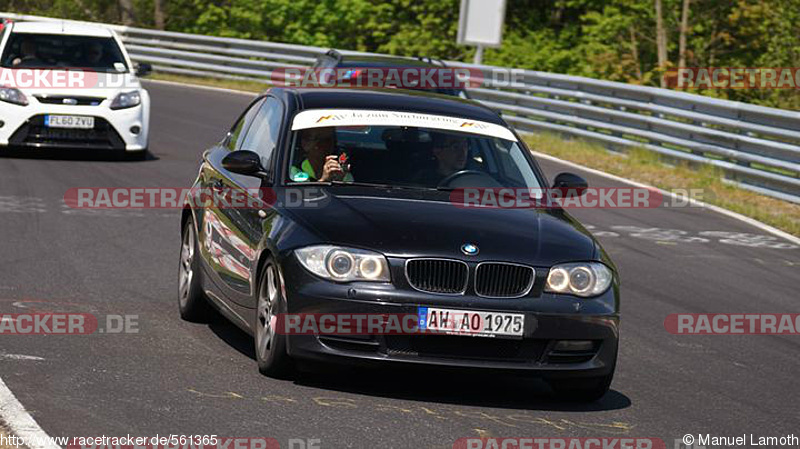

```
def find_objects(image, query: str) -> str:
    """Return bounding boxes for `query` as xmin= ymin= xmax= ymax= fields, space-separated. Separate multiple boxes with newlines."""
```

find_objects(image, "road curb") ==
xmin=0 ymin=377 xmax=60 ymax=449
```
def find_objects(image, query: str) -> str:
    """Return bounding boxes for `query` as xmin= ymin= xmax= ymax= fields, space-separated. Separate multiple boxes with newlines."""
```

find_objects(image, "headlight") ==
xmin=545 ymin=262 xmax=612 ymax=297
xmin=295 ymin=245 xmax=390 ymax=282
xmin=110 ymin=90 xmax=141 ymax=110
xmin=0 ymin=86 xmax=28 ymax=106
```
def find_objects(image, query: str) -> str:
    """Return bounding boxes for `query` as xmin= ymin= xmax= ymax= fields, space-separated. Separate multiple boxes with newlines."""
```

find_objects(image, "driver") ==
xmin=12 ymin=39 xmax=42 ymax=67
xmin=290 ymin=127 xmax=353 ymax=182
xmin=414 ymin=133 xmax=469 ymax=186
xmin=83 ymin=42 xmax=104 ymax=66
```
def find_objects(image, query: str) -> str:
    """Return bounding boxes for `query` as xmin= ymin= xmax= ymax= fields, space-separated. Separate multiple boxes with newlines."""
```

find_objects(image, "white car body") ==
xmin=0 ymin=21 xmax=150 ymax=153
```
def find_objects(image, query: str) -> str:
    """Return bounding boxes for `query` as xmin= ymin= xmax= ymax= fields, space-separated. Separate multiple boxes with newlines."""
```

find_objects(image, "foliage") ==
xmin=6 ymin=0 xmax=800 ymax=110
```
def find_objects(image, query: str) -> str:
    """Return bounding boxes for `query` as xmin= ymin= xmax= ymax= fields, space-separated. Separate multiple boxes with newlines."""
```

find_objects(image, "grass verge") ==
xmin=525 ymin=133 xmax=800 ymax=237
xmin=145 ymin=73 xmax=265 ymax=93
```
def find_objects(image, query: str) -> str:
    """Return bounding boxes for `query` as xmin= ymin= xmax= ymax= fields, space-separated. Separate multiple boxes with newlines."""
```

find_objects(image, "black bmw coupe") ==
xmin=178 ymin=87 xmax=619 ymax=401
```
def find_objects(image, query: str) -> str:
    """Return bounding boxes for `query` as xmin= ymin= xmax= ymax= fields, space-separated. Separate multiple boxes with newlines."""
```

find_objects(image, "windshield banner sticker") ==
xmin=291 ymin=109 xmax=519 ymax=142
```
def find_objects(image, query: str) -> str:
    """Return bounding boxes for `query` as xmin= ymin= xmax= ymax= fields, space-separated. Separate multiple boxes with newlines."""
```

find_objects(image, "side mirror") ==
xmin=222 ymin=150 xmax=268 ymax=178
xmin=552 ymin=172 xmax=588 ymax=197
xmin=134 ymin=62 xmax=152 ymax=77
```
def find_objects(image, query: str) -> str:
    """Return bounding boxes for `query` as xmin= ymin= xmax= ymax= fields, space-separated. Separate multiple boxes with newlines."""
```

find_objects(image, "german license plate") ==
xmin=418 ymin=307 xmax=524 ymax=339
xmin=45 ymin=115 xmax=94 ymax=129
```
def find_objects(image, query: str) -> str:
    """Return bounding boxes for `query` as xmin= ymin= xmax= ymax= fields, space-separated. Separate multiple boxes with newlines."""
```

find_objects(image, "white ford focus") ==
xmin=0 ymin=21 xmax=150 ymax=159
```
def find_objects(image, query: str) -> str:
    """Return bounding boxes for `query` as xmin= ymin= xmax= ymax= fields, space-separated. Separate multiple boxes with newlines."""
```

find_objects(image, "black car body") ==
xmin=179 ymin=88 xmax=619 ymax=401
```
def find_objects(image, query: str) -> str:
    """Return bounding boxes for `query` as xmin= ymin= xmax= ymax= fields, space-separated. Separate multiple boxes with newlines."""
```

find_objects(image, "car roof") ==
xmin=335 ymin=55 xmax=439 ymax=68
xmin=10 ymin=21 xmax=115 ymax=37
xmin=280 ymin=88 xmax=504 ymax=125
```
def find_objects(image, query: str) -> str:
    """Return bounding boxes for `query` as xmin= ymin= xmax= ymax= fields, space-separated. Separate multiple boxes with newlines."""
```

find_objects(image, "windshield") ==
xmin=1 ymin=33 xmax=128 ymax=72
xmin=287 ymin=125 xmax=542 ymax=190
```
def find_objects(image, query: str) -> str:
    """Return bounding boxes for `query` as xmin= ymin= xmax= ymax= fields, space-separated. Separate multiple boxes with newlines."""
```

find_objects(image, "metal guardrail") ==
xmin=2 ymin=12 xmax=799 ymax=203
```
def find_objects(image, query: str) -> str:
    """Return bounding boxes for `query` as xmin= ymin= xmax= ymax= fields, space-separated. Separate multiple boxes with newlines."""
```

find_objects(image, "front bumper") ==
xmin=0 ymin=96 xmax=149 ymax=151
xmin=281 ymin=256 xmax=619 ymax=378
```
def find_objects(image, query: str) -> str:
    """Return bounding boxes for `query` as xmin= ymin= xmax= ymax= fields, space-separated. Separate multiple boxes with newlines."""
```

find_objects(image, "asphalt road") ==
xmin=1 ymin=81 xmax=799 ymax=449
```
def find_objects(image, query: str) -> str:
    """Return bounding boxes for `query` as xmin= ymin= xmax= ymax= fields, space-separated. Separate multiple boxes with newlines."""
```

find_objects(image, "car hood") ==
xmin=287 ymin=190 xmax=597 ymax=266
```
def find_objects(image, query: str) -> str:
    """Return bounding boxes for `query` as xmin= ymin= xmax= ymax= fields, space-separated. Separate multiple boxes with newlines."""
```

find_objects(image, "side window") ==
xmin=238 ymin=97 xmax=284 ymax=170
xmin=225 ymin=98 xmax=264 ymax=151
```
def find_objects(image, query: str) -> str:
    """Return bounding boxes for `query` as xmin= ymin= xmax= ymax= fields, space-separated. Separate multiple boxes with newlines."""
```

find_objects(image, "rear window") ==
xmin=1 ymin=33 xmax=128 ymax=72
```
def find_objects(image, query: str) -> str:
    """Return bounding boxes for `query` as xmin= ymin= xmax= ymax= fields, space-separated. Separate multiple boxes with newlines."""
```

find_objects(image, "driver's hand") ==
xmin=319 ymin=155 xmax=343 ymax=182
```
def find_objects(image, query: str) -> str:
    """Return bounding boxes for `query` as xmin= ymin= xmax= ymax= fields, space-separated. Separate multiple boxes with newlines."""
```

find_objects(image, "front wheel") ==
xmin=255 ymin=261 xmax=293 ymax=378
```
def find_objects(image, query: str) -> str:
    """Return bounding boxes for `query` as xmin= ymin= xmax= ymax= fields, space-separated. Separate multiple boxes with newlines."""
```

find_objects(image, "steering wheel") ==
xmin=438 ymin=170 xmax=498 ymax=188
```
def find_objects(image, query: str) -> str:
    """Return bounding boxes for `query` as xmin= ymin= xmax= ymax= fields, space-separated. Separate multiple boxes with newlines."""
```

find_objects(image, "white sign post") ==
xmin=457 ymin=0 xmax=507 ymax=65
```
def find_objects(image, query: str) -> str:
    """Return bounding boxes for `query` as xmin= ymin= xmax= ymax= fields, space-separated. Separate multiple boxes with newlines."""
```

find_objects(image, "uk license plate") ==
xmin=45 ymin=115 xmax=95 ymax=129
xmin=418 ymin=307 xmax=525 ymax=339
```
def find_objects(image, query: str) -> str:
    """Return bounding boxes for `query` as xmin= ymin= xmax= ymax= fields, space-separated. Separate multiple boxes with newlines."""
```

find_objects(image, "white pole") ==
xmin=473 ymin=44 xmax=484 ymax=65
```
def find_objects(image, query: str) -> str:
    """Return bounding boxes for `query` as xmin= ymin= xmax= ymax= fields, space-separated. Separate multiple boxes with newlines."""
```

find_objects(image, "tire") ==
xmin=178 ymin=216 xmax=214 ymax=322
xmin=548 ymin=372 xmax=614 ymax=402
xmin=254 ymin=261 xmax=294 ymax=378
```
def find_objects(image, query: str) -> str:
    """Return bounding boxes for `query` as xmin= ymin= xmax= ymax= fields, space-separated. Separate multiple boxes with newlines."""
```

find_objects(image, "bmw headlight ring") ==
xmin=296 ymin=245 xmax=390 ymax=282
xmin=545 ymin=262 xmax=612 ymax=297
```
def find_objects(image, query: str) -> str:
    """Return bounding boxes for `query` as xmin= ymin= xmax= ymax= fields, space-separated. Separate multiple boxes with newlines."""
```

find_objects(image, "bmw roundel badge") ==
xmin=461 ymin=243 xmax=479 ymax=256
